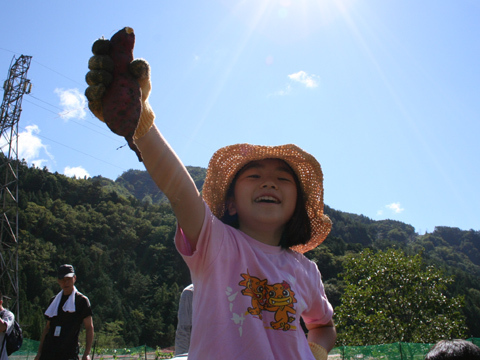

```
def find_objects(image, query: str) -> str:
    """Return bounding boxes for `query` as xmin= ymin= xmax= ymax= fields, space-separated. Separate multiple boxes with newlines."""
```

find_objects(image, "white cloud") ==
xmin=269 ymin=84 xmax=292 ymax=97
xmin=386 ymin=202 xmax=405 ymax=214
xmin=64 ymin=166 xmax=90 ymax=179
xmin=55 ymin=88 xmax=87 ymax=120
xmin=17 ymin=125 xmax=54 ymax=166
xmin=31 ymin=159 xmax=49 ymax=169
xmin=288 ymin=71 xmax=319 ymax=88
xmin=270 ymin=71 xmax=319 ymax=96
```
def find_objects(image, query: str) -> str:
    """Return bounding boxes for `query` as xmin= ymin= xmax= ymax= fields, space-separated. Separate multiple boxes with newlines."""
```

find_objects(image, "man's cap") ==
xmin=57 ymin=264 xmax=75 ymax=279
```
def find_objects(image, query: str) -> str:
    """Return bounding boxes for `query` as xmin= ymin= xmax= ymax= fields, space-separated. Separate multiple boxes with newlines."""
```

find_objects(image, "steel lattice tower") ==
xmin=0 ymin=55 xmax=32 ymax=321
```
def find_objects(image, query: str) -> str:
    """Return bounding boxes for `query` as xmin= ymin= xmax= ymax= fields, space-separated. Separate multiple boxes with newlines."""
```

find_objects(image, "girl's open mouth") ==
xmin=255 ymin=196 xmax=280 ymax=204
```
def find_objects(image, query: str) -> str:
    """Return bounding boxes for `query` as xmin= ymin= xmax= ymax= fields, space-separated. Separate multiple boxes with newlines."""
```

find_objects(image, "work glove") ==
xmin=85 ymin=27 xmax=155 ymax=161
xmin=309 ymin=342 xmax=328 ymax=360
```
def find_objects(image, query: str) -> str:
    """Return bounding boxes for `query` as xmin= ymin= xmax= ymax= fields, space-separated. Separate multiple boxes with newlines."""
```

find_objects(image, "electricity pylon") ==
xmin=0 ymin=54 xmax=32 ymax=321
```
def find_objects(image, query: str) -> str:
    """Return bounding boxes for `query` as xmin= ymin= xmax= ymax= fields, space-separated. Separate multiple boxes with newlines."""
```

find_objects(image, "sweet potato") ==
xmin=102 ymin=27 xmax=143 ymax=160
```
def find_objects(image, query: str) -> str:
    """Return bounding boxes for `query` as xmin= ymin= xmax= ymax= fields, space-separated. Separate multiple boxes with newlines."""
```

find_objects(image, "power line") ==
xmin=2 ymin=48 xmax=82 ymax=86
xmin=32 ymin=60 xmax=84 ymax=87
xmin=27 ymin=94 xmax=63 ymax=111
xmin=21 ymin=127 xmax=127 ymax=172
xmin=3 ymin=46 xmax=214 ymax=172
xmin=23 ymin=95 xmax=123 ymax=143
xmin=17 ymin=94 xmax=129 ymax=173
xmin=22 ymin=97 xmax=58 ymax=115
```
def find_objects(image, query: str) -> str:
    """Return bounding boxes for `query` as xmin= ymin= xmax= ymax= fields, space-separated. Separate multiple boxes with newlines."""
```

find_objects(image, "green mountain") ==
xmin=114 ymin=166 xmax=206 ymax=204
xmin=2 ymin=159 xmax=479 ymax=348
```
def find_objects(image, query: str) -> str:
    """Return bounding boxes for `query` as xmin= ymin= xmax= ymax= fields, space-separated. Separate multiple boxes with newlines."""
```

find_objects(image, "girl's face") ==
xmin=227 ymin=158 xmax=297 ymax=243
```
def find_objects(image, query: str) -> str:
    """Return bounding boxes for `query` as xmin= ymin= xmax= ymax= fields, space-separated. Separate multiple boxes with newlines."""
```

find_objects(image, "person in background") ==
xmin=35 ymin=264 xmax=94 ymax=360
xmin=0 ymin=291 xmax=15 ymax=360
xmin=425 ymin=339 xmax=480 ymax=360
xmin=175 ymin=284 xmax=194 ymax=356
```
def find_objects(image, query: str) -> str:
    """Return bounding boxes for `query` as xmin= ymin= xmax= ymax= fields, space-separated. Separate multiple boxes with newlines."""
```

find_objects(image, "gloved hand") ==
xmin=309 ymin=342 xmax=328 ymax=360
xmin=85 ymin=27 xmax=155 ymax=161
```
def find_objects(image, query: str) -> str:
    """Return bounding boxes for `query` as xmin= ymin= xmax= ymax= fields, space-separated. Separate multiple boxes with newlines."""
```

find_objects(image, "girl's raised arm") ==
xmin=135 ymin=124 xmax=205 ymax=249
xmin=84 ymin=28 xmax=204 ymax=249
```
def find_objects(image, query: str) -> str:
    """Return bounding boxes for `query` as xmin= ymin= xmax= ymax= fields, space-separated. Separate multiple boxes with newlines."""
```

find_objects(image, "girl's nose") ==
xmin=261 ymin=181 xmax=278 ymax=189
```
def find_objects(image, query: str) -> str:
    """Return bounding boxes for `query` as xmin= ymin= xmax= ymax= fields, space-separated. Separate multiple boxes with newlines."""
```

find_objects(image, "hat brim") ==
xmin=58 ymin=273 xmax=75 ymax=279
xmin=202 ymin=143 xmax=331 ymax=253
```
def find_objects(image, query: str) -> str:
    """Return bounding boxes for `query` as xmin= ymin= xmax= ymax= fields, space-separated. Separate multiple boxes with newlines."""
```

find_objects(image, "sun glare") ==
xmin=221 ymin=0 xmax=356 ymax=43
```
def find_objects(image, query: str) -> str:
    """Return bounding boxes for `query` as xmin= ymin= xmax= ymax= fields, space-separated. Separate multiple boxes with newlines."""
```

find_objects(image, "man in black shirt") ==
xmin=35 ymin=264 xmax=94 ymax=360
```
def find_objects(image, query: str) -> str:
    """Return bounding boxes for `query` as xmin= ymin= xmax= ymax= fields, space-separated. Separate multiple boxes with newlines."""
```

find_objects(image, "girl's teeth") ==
xmin=256 ymin=196 xmax=279 ymax=203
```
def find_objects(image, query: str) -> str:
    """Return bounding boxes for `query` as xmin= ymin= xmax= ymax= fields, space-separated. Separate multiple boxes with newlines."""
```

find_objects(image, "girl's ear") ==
xmin=227 ymin=198 xmax=237 ymax=216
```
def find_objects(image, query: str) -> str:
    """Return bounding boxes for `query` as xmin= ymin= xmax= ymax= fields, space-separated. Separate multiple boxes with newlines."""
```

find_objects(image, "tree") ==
xmin=335 ymin=248 xmax=467 ymax=346
xmin=12 ymin=159 xmax=480 ymax=346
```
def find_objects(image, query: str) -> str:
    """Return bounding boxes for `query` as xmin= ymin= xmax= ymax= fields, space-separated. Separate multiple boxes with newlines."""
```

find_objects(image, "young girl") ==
xmin=85 ymin=30 xmax=336 ymax=359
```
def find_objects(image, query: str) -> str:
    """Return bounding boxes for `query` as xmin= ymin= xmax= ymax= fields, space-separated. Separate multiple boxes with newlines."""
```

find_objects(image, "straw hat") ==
xmin=202 ymin=143 xmax=332 ymax=253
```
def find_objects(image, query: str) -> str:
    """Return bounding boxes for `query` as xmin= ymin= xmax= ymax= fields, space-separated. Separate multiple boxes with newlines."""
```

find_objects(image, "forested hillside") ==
xmin=6 ymin=159 xmax=480 ymax=348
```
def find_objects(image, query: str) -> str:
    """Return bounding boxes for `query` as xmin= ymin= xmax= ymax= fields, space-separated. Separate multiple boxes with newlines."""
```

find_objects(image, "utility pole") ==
xmin=0 ymin=54 xmax=32 ymax=321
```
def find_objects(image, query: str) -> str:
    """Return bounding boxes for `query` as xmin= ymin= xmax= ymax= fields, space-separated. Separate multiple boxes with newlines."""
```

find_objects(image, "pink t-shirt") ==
xmin=175 ymin=202 xmax=333 ymax=360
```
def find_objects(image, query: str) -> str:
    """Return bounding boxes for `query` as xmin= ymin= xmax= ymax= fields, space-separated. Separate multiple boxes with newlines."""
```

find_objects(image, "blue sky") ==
xmin=1 ymin=0 xmax=479 ymax=234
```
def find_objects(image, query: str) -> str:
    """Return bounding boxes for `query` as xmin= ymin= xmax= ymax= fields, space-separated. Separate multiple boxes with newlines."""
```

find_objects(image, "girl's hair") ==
xmin=220 ymin=161 xmax=312 ymax=249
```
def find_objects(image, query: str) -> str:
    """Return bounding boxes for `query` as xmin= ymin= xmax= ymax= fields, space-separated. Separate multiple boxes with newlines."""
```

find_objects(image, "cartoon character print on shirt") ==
xmin=238 ymin=271 xmax=297 ymax=331
xmin=264 ymin=281 xmax=297 ymax=331
xmin=239 ymin=271 xmax=267 ymax=319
